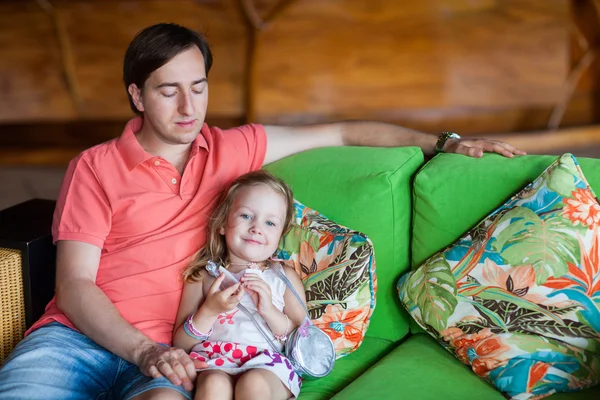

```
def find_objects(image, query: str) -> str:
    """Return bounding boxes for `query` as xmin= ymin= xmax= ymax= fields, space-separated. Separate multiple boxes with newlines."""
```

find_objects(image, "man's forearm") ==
xmin=263 ymin=120 xmax=441 ymax=164
xmin=339 ymin=121 xmax=439 ymax=155
xmin=56 ymin=279 xmax=153 ymax=365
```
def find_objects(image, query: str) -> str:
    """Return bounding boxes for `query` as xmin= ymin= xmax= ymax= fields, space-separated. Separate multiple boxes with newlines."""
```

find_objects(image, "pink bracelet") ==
xmin=274 ymin=314 xmax=290 ymax=341
xmin=183 ymin=313 xmax=213 ymax=341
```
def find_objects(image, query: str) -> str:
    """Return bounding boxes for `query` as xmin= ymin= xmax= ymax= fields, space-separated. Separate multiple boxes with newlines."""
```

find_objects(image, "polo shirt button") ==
xmin=171 ymin=178 xmax=177 ymax=184
xmin=154 ymin=160 xmax=160 ymax=166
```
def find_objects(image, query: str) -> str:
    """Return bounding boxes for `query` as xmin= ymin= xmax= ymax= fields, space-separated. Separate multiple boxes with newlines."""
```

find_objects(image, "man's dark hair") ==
xmin=123 ymin=23 xmax=213 ymax=115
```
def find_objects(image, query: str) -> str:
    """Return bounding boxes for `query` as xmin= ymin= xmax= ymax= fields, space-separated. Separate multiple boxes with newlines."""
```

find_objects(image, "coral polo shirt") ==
xmin=27 ymin=117 xmax=267 ymax=345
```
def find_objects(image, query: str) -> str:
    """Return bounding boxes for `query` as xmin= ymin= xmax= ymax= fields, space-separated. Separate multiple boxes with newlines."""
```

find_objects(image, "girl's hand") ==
xmin=241 ymin=272 xmax=276 ymax=316
xmin=200 ymin=273 xmax=245 ymax=316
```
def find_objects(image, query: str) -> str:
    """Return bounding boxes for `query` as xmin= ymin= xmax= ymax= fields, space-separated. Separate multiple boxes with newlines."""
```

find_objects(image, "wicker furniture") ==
xmin=0 ymin=199 xmax=56 ymax=363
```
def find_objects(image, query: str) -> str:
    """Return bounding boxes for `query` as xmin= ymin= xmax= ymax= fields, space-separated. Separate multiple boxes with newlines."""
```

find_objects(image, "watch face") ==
xmin=436 ymin=132 xmax=460 ymax=152
xmin=442 ymin=132 xmax=460 ymax=139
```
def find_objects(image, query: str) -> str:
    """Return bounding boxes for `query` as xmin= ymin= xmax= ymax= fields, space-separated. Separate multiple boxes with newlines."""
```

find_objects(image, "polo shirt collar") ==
xmin=117 ymin=117 xmax=209 ymax=171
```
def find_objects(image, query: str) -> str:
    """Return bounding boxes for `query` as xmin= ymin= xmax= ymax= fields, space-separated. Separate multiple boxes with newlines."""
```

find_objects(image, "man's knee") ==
xmin=0 ymin=323 xmax=114 ymax=398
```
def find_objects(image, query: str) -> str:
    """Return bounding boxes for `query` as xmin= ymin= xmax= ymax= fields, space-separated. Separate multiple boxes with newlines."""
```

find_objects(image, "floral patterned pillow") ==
xmin=275 ymin=200 xmax=376 ymax=358
xmin=398 ymin=154 xmax=600 ymax=399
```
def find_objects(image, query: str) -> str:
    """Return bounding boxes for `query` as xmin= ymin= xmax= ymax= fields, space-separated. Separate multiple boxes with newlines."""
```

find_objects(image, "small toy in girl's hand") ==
xmin=204 ymin=260 xmax=239 ymax=290
xmin=205 ymin=260 xmax=219 ymax=278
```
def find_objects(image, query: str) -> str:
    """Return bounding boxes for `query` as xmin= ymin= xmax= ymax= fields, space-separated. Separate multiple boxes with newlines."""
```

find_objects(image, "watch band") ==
xmin=435 ymin=132 xmax=461 ymax=153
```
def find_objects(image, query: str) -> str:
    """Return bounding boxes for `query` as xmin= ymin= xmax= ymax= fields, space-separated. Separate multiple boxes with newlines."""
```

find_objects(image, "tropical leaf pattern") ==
xmin=398 ymin=154 xmax=600 ymax=399
xmin=275 ymin=200 xmax=376 ymax=358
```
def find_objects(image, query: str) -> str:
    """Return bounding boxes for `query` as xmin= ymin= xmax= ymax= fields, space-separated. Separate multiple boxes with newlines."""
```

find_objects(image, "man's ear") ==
xmin=128 ymin=83 xmax=145 ymax=113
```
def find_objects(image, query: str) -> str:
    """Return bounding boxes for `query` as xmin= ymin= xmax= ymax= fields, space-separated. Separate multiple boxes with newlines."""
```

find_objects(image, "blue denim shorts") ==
xmin=0 ymin=322 xmax=192 ymax=400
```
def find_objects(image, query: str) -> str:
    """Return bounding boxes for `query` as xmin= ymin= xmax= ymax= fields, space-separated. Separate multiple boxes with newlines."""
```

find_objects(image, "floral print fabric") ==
xmin=190 ymin=267 xmax=301 ymax=397
xmin=275 ymin=200 xmax=376 ymax=358
xmin=191 ymin=341 xmax=301 ymax=397
xmin=398 ymin=154 xmax=600 ymax=399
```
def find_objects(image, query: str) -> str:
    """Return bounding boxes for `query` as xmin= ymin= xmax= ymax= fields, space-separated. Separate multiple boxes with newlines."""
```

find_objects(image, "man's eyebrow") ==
xmin=156 ymin=78 xmax=207 ymax=89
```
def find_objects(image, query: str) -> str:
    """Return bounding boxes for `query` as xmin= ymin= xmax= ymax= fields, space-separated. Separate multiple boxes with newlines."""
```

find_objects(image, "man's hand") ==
xmin=135 ymin=342 xmax=203 ymax=391
xmin=443 ymin=137 xmax=527 ymax=158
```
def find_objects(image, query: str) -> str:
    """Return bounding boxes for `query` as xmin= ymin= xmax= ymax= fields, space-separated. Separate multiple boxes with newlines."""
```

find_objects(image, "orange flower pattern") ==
xmin=314 ymin=304 xmax=369 ymax=352
xmin=563 ymin=188 xmax=600 ymax=229
xmin=478 ymin=259 xmax=562 ymax=305
xmin=442 ymin=327 xmax=510 ymax=376
xmin=276 ymin=201 xmax=376 ymax=358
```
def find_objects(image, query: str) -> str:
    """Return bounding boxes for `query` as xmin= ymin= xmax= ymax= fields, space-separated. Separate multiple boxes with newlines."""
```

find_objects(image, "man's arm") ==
xmin=263 ymin=121 xmax=525 ymax=165
xmin=55 ymin=240 xmax=196 ymax=391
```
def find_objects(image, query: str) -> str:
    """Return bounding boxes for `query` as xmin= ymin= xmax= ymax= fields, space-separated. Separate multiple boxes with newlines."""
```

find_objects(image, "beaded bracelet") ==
xmin=274 ymin=314 xmax=290 ymax=342
xmin=183 ymin=313 xmax=213 ymax=341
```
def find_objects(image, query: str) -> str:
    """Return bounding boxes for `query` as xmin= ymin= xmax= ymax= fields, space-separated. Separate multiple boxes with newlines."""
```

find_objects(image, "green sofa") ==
xmin=1 ymin=146 xmax=599 ymax=399
xmin=265 ymin=147 xmax=600 ymax=400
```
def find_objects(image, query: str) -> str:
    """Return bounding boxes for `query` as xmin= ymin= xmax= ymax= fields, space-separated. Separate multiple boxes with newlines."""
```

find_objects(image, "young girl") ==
xmin=173 ymin=170 xmax=306 ymax=400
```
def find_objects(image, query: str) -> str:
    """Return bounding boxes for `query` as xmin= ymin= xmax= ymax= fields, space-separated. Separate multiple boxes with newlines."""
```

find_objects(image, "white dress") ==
xmin=189 ymin=264 xmax=302 ymax=398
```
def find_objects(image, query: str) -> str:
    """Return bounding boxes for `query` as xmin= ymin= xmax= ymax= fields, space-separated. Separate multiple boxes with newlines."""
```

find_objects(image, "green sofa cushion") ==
xmin=298 ymin=335 xmax=396 ymax=400
xmin=412 ymin=154 xmax=600 ymax=268
xmin=409 ymin=153 xmax=600 ymax=340
xmin=332 ymin=333 xmax=503 ymax=400
xmin=266 ymin=146 xmax=424 ymax=342
xmin=331 ymin=334 xmax=600 ymax=400
xmin=400 ymin=154 xmax=600 ymax=398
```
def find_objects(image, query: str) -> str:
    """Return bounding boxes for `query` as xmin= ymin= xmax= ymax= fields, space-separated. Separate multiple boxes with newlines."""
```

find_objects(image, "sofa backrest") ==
xmin=265 ymin=146 xmax=424 ymax=343
xmin=412 ymin=153 xmax=600 ymax=268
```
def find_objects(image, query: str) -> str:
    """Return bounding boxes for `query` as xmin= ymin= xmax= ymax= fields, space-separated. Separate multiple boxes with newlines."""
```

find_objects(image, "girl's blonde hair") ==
xmin=183 ymin=170 xmax=294 ymax=282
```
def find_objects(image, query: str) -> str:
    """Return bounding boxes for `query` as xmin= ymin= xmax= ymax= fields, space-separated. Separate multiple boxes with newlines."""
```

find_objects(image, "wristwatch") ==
xmin=435 ymin=132 xmax=461 ymax=153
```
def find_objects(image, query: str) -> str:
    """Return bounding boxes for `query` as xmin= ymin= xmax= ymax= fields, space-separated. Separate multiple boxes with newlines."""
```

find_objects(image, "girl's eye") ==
xmin=266 ymin=221 xmax=276 ymax=227
xmin=241 ymin=213 xmax=251 ymax=220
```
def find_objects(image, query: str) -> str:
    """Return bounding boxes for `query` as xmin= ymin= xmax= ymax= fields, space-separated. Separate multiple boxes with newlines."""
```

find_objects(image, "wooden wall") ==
xmin=252 ymin=0 xmax=570 ymax=133
xmin=0 ymin=0 xmax=598 ymax=165
xmin=0 ymin=0 xmax=247 ymax=122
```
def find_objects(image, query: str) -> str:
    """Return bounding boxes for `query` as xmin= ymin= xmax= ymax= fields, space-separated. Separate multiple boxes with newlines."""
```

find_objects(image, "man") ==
xmin=0 ymin=23 xmax=524 ymax=400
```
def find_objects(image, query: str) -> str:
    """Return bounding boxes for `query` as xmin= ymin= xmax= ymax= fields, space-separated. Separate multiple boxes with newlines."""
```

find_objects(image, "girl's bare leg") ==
xmin=195 ymin=370 xmax=234 ymax=400
xmin=234 ymin=369 xmax=292 ymax=400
